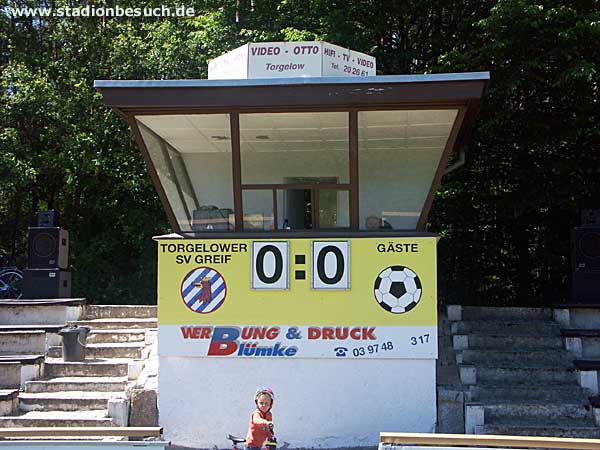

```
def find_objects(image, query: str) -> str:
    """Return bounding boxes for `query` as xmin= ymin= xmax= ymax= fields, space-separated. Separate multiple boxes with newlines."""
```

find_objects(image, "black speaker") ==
xmin=28 ymin=228 xmax=69 ymax=269
xmin=22 ymin=269 xmax=71 ymax=299
xmin=571 ymin=228 xmax=600 ymax=303
xmin=582 ymin=209 xmax=600 ymax=228
xmin=36 ymin=210 xmax=59 ymax=227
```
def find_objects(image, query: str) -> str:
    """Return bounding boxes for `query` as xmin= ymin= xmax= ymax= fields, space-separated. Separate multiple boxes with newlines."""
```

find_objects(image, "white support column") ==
xmin=465 ymin=404 xmax=484 ymax=434
xmin=108 ymin=398 xmax=129 ymax=426
xmin=578 ymin=370 xmax=599 ymax=395
xmin=459 ymin=365 xmax=476 ymax=385
xmin=594 ymin=407 xmax=600 ymax=426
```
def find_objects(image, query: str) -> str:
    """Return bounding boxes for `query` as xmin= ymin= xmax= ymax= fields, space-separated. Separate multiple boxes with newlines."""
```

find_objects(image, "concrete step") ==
xmin=0 ymin=410 xmax=115 ymax=427
xmin=0 ymin=362 xmax=22 ymax=389
xmin=19 ymin=391 xmax=126 ymax=412
xmin=71 ymin=318 xmax=157 ymax=329
xmin=437 ymin=350 xmax=457 ymax=366
xmin=44 ymin=359 xmax=129 ymax=377
xmin=438 ymin=335 xmax=453 ymax=348
xmin=580 ymin=337 xmax=600 ymax=359
xmin=0 ymin=331 xmax=46 ymax=354
xmin=0 ymin=299 xmax=85 ymax=326
xmin=469 ymin=384 xmax=590 ymax=403
xmin=86 ymin=305 xmax=157 ymax=319
xmin=456 ymin=334 xmax=564 ymax=350
xmin=460 ymin=349 xmax=575 ymax=366
xmin=0 ymin=389 xmax=18 ymax=415
xmin=483 ymin=423 xmax=600 ymax=438
xmin=48 ymin=342 xmax=145 ymax=359
xmin=456 ymin=306 xmax=553 ymax=322
xmin=0 ymin=358 xmax=45 ymax=390
xmin=87 ymin=329 xmax=147 ymax=344
xmin=452 ymin=320 xmax=560 ymax=336
xmin=473 ymin=366 xmax=577 ymax=384
xmin=438 ymin=321 xmax=452 ymax=337
xmin=489 ymin=415 xmax=596 ymax=427
xmin=479 ymin=401 xmax=592 ymax=422
xmin=436 ymin=365 xmax=461 ymax=386
xmin=24 ymin=376 xmax=128 ymax=393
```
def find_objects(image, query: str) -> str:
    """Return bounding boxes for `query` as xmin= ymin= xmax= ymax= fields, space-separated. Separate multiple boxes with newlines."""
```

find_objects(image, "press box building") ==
xmin=95 ymin=41 xmax=488 ymax=448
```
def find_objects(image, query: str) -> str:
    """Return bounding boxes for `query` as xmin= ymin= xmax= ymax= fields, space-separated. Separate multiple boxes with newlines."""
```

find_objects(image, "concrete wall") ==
xmin=158 ymin=357 xmax=436 ymax=449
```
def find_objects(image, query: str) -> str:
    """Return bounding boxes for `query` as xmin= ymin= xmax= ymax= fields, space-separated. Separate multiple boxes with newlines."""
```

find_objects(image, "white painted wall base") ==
xmin=158 ymin=357 xmax=436 ymax=449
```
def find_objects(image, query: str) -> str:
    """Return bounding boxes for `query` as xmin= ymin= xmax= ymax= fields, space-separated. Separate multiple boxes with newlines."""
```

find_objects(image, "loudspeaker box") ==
xmin=22 ymin=269 xmax=71 ymax=299
xmin=36 ymin=210 xmax=59 ymax=227
xmin=27 ymin=228 xmax=69 ymax=269
xmin=571 ymin=228 xmax=600 ymax=303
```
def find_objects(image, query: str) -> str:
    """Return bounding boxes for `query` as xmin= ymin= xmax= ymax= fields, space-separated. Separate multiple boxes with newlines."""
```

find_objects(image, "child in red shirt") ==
xmin=245 ymin=387 xmax=274 ymax=450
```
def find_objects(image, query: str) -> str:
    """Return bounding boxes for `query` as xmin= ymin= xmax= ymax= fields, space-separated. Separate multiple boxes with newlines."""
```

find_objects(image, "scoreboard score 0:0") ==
xmin=251 ymin=241 xmax=350 ymax=290
xmin=157 ymin=236 xmax=437 ymax=327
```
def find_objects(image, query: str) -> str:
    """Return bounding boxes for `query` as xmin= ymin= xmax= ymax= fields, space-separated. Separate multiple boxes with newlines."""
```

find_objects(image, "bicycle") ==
xmin=227 ymin=428 xmax=277 ymax=450
xmin=0 ymin=255 xmax=23 ymax=299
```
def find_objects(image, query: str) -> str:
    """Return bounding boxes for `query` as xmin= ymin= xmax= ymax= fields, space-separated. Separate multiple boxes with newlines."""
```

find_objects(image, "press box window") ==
xmin=135 ymin=114 xmax=235 ymax=233
xmin=358 ymin=109 xmax=458 ymax=230
xmin=240 ymin=112 xmax=350 ymax=231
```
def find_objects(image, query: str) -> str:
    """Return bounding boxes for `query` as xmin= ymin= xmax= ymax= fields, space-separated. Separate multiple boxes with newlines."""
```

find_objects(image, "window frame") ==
xmin=132 ymin=106 xmax=466 ymax=234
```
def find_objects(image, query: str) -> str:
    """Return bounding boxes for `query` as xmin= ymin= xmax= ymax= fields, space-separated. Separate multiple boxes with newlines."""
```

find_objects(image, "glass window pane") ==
xmin=166 ymin=145 xmax=197 ymax=219
xmin=138 ymin=124 xmax=190 ymax=230
xmin=358 ymin=110 xmax=458 ymax=230
xmin=243 ymin=190 xmax=274 ymax=231
xmin=136 ymin=114 xmax=234 ymax=232
xmin=318 ymin=190 xmax=349 ymax=229
xmin=240 ymin=112 xmax=349 ymax=184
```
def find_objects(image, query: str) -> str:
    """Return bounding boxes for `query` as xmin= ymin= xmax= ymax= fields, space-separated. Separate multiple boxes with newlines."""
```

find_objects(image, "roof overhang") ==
xmin=95 ymin=72 xmax=489 ymax=114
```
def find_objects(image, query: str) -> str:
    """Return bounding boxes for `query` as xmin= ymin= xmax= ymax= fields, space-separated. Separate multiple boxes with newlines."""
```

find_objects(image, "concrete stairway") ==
xmin=0 ymin=304 xmax=157 ymax=428
xmin=448 ymin=305 xmax=600 ymax=438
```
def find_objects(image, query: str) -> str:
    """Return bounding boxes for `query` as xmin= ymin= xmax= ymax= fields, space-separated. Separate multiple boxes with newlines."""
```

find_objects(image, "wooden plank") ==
xmin=379 ymin=432 xmax=600 ymax=450
xmin=0 ymin=427 xmax=163 ymax=438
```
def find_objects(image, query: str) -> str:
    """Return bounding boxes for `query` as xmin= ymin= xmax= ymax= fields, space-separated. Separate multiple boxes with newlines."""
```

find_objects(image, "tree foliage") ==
xmin=1 ymin=0 xmax=598 ymax=305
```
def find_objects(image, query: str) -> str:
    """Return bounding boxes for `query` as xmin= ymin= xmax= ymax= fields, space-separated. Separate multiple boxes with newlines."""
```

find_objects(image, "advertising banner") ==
xmin=157 ymin=237 xmax=437 ymax=359
xmin=208 ymin=41 xmax=376 ymax=79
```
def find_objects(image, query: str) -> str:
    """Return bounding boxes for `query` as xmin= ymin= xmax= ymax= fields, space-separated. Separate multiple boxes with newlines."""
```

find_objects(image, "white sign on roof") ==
xmin=208 ymin=41 xmax=376 ymax=80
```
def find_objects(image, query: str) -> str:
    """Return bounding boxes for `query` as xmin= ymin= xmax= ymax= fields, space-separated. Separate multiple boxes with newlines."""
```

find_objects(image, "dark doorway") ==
xmin=284 ymin=189 xmax=312 ymax=230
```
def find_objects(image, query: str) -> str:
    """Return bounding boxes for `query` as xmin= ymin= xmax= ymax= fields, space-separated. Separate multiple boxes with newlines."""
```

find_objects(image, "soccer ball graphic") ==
xmin=374 ymin=266 xmax=422 ymax=314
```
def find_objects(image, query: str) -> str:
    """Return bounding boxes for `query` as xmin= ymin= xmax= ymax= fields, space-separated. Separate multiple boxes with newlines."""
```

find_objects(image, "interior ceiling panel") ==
xmin=136 ymin=109 xmax=458 ymax=154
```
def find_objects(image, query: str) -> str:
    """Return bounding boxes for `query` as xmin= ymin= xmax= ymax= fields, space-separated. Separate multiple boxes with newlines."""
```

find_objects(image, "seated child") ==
xmin=245 ymin=387 xmax=274 ymax=450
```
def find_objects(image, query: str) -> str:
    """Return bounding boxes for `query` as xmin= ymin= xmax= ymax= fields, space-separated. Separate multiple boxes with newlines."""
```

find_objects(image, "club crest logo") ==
xmin=181 ymin=267 xmax=227 ymax=314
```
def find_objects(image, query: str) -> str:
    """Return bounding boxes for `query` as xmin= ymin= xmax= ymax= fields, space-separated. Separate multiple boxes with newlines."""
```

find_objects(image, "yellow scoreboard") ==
xmin=157 ymin=237 xmax=437 ymax=359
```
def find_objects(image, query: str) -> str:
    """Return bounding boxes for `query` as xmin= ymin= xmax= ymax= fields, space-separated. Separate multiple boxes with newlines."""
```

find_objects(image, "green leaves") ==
xmin=432 ymin=0 xmax=600 ymax=305
xmin=1 ymin=0 xmax=598 ymax=306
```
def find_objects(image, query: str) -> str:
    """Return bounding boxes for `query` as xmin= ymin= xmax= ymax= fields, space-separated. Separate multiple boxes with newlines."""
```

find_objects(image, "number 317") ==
xmin=410 ymin=334 xmax=429 ymax=345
